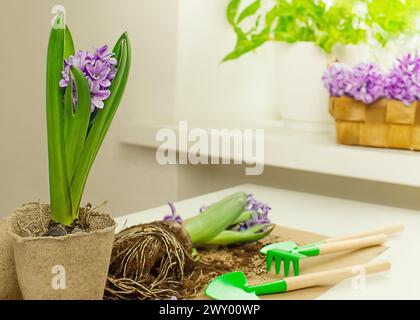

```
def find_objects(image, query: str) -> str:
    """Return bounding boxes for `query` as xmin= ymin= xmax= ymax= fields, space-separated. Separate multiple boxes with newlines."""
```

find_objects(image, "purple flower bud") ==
xmin=242 ymin=194 xmax=271 ymax=229
xmin=162 ymin=203 xmax=183 ymax=224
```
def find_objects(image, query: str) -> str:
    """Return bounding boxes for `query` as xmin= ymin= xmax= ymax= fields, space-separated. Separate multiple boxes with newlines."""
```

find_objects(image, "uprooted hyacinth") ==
xmin=386 ymin=53 xmax=420 ymax=105
xmin=162 ymin=193 xmax=272 ymax=245
xmin=199 ymin=193 xmax=271 ymax=231
xmin=323 ymin=53 xmax=420 ymax=106
xmin=59 ymin=45 xmax=117 ymax=111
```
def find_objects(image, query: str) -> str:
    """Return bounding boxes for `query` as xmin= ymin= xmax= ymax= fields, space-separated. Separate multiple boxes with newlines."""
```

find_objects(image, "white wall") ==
xmin=174 ymin=0 xmax=279 ymax=125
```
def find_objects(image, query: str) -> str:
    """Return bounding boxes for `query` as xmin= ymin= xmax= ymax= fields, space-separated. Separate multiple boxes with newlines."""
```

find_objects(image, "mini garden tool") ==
xmin=260 ymin=223 xmax=403 ymax=276
xmin=265 ymin=234 xmax=387 ymax=276
xmin=205 ymin=260 xmax=390 ymax=300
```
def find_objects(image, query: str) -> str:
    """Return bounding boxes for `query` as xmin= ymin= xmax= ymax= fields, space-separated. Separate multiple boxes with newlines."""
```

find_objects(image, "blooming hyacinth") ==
xmin=345 ymin=63 xmax=387 ymax=104
xmin=59 ymin=45 xmax=117 ymax=111
xmin=162 ymin=203 xmax=183 ymax=224
xmin=385 ymin=53 xmax=420 ymax=105
xmin=322 ymin=63 xmax=351 ymax=97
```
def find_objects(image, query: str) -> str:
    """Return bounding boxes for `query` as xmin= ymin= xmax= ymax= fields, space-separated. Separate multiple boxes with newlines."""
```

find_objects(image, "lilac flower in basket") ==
xmin=322 ymin=63 xmax=351 ymax=97
xmin=323 ymin=54 xmax=420 ymax=106
xmin=386 ymin=53 xmax=420 ymax=105
xmin=345 ymin=63 xmax=387 ymax=104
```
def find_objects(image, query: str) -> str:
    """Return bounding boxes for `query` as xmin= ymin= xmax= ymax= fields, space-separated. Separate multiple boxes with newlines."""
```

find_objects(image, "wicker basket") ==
xmin=330 ymin=96 xmax=420 ymax=150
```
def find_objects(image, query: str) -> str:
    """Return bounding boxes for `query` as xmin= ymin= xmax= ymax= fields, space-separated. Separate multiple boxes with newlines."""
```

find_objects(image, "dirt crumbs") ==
xmin=186 ymin=234 xmax=289 ymax=299
xmin=105 ymin=232 xmax=290 ymax=300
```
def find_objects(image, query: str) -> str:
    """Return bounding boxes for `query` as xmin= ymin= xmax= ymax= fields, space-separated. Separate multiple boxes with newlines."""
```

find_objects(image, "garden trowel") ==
xmin=205 ymin=260 xmax=391 ymax=300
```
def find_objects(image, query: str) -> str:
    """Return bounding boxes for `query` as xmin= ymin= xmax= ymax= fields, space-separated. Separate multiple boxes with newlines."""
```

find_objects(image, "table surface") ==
xmin=116 ymin=184 xmax=420 ymax=300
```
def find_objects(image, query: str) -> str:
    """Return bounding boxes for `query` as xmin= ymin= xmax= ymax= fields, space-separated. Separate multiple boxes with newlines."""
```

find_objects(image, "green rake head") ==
xmin=259 ymin=241 xmax=298 ymax=254
xmin=262 ymin=243 xmax=321 ymax=276
xmin=266 ymin=249 xmax=307 ymax=276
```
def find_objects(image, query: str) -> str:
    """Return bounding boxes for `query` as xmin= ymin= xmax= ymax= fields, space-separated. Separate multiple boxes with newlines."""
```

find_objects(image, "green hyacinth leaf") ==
xmin=203 ymin=224 xmax=275 ymax=245
xmin=64 ymin=25 xmax=75 ymax=60
xmin=46 ymin=12 xmax=73 ymax=225
xmin=64 ymin=66 xmax=91 ymax=220
xmin=70 ymin=32 xmax=131 ymax=214
xmin=63 ymin=72 xmax=74 ymax=172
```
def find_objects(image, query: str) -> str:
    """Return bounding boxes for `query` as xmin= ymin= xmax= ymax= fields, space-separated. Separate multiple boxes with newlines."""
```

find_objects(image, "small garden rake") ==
xmin=260 ymin=223 xmax=403 ymax=277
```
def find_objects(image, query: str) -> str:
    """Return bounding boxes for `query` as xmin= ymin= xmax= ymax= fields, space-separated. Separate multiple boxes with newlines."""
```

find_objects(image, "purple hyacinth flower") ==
xmin=322 ymin=63 xmax=351 ymax=97
xmin=386 ymin=53 xmax=420 ymax=105
xmin=345 ymin=63 xmax=387 ymax=104
xmin=242 ymin=194 xmax=271 ymax=229
xmin=162 ymin=203 xmax=183 ymax=224
xmin=94 ymin=45 xmax=118 ymax=65
xmin=59 ymin=45 xmax=117 ymax=112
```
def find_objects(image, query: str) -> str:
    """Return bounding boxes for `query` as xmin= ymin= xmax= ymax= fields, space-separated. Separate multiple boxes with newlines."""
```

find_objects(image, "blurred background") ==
xmin=1 ymin=0 xmax=420 ymax=219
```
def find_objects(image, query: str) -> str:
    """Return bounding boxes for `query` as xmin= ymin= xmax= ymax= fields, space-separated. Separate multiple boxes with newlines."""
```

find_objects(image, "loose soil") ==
xmin=179 ymin=233 xmax=289 ymax=299
xmin=105 ymin=221 xmax=291 ymax=300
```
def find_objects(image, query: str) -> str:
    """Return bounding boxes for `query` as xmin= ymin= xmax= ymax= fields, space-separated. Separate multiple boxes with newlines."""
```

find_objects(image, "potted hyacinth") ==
xmin=324 ymin=53 xmax=420 ymax=150
xmin=7 ymin=10 xmax=131 ymax=299
xmin=224 ymin=0 xmax=420 ymax=132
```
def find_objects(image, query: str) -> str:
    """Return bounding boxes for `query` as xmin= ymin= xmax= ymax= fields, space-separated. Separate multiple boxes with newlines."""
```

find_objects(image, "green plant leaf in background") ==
xmin=237 ymin=0 xmax=261 ymax=24
xmin=223 ymin=0 xmax=420 ymax=61
xmin=227 ymin=0 xmax=242 ymax=25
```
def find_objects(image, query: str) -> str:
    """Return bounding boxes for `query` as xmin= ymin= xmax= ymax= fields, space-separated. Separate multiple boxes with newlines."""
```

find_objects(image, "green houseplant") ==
xmin=7 ymin=10 xmax=131 ymax=299
xmin=224 ymin=0 xmax=420 ymax=132
xmin=225 ymin=0 xmax=420 ymax=60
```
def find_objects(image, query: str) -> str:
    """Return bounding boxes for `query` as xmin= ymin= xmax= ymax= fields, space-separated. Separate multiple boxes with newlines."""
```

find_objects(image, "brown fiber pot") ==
xmin=0 ymin=218 xmax=22 ymax=299
xmin=8 ymin=203 xmax=116 ymax=300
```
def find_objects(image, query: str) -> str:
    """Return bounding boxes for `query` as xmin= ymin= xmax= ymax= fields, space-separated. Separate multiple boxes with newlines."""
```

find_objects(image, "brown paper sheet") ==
xmin=197 ymin=225 xmax=387 ymax=300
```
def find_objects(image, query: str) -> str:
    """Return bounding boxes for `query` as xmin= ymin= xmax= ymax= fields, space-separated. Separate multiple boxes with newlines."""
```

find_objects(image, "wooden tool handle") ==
xmin=285 ymin=260 xmax=391 ymax=292
xmin=317 ymin=234 xmax=387 ymax=255
xmin=326 ymin=223 xmax=404 ymax=243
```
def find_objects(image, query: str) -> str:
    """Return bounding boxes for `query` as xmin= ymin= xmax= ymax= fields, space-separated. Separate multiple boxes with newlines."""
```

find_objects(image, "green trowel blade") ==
xmin=205 ymin=272 xmax=259 ymax=300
